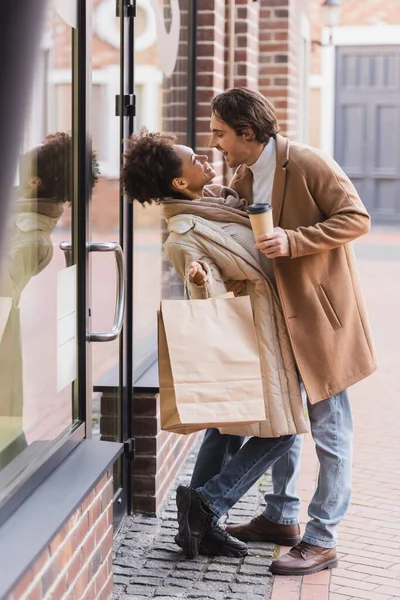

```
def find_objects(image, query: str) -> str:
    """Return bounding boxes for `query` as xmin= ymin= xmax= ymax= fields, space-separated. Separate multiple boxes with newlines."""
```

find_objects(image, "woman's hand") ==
xmin=188 ymin=261 xmax=208 ymax=286
xmin=226 ymin=280 xmax=246 ymax=297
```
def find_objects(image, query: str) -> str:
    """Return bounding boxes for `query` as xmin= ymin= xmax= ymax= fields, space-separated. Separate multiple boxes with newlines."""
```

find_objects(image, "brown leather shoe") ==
xmin=225 ymin=515 xmax=301 ymax=546
xmin=270 ymin=541 xmax=338 ymax=575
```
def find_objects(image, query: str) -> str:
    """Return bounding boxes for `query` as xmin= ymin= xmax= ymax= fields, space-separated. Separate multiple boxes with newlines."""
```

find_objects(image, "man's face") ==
xmin=209 ymin=113 xmax=253 ymax=168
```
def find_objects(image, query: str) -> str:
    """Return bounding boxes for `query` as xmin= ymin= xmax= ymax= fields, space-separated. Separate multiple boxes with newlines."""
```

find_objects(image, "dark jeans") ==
xmin=190 ymin=429 xmax=296 ymax=522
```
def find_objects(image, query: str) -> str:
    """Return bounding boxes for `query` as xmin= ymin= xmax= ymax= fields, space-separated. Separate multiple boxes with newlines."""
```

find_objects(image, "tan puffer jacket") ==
xmin=163 ymin=213 xmax=309 ymax=438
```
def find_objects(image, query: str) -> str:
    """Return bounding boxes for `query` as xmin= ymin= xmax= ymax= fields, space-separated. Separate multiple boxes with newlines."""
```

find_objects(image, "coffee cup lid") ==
xmin=246 ymin=203 xmax=272 ymax=215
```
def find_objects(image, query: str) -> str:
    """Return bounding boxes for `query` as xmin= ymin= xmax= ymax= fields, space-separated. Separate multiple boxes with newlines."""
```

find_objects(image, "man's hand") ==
xmin=255 ymin=227 xmax=291 ymax=258
xmin=226 ymin=280 xmax=246 ymax=297
xmin=188 ymin=261 xmax=208 ymax=286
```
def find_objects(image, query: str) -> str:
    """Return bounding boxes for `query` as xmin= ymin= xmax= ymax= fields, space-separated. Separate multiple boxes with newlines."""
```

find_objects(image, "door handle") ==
xmin=60 ymin=241 xmax=73 ymax=267
xmin=59 ymin=241 xmax=126 ymax=342
xmin=88 ymin=242 xmax=126 ymax=342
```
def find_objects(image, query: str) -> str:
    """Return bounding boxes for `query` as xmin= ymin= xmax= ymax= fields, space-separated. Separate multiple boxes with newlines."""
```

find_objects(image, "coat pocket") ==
xmin=315 ymin=284 xmax=342 ymax=331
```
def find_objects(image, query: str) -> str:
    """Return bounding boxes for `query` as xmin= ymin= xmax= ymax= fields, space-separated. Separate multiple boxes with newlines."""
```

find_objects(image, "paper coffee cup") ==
xmin=247 ymin=203 xmax=274 ymax=239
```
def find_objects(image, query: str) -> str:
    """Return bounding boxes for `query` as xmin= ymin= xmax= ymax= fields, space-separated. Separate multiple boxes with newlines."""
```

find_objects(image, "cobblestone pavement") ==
xmin=112 ymin=448 xmax=276 ymax=600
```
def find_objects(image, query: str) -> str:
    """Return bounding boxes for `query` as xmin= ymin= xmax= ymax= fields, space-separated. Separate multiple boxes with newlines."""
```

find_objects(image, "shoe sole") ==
xmin=228 ymin=532 xmax=302 ymax=546
xmin=199 ymin=541 xmax=248 ymax=558
xmin=176 ymin=486 xmax=199 ymax=559
xmin=175 ymin=532 xmax=247 ymax=558
xmin=270 ymin=557 xmax=339 ymax=576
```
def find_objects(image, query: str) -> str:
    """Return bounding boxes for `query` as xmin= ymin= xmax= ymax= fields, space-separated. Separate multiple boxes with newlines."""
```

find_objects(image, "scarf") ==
xmin=161 ymin=184 xmax=251 ymax=229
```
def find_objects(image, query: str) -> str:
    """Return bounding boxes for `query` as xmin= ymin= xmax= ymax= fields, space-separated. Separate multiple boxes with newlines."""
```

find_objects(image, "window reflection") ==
xmin=133 ymin=0 xmax=190 ymax=371
xmin=0 ymin=4 xmax=76 ymax=472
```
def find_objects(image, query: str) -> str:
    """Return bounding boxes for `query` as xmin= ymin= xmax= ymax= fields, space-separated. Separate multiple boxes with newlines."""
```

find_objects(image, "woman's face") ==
xmin=172 ymin=145 xmax=216 ymax=196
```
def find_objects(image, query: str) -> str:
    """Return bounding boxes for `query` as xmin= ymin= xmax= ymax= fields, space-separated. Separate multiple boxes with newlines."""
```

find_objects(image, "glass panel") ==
xmin=133 ymin=0 xmax=190 ymax=373
xmin=0 ymin=5 xmax=75 ymax=472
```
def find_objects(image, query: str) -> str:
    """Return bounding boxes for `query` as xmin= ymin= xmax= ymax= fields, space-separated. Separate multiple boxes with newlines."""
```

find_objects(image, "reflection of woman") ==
xmin=0 ymin=133 xmax=72 ymax=466
xmin=0 ymin=133 xmax=98 ymax=467
xmin=122 ymin=130 xmax=308 ymax=559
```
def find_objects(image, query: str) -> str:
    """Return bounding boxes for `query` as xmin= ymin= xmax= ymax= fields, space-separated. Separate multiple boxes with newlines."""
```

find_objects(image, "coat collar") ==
xmin=231 ymin=134 xmax=290 ymax=226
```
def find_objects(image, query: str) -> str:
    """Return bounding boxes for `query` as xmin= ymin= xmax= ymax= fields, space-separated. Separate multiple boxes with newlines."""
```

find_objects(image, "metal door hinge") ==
xmin=116 ymin=0 xmax=136 ymax=18
xmin=124 ymin=438 xmax=135 ymax=458
xmin=115 ymin=94 xmax=136 ymax=117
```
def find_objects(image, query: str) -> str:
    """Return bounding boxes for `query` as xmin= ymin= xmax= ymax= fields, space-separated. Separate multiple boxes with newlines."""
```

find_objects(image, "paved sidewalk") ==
xmin=113 ymin=230 xmax=400 ymax=600
xmin=112 ymin=451 xmax=276 ymax=600
xmin=271 ymin=231 xmax=400 ymax=600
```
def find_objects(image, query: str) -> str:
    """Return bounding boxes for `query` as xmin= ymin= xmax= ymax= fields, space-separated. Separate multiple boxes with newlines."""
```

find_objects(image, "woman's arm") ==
xmin=164 ymin=239 xmax=228 ymax=299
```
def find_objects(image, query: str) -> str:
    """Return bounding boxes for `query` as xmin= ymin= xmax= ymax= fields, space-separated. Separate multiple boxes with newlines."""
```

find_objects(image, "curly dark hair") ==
xmin=212 ymin=88 xmax=279 ymax=144
xmin=19 ymin=132 xmax=100 ymax=201
xmin=121 ymin=129 xmax=183 ymax=204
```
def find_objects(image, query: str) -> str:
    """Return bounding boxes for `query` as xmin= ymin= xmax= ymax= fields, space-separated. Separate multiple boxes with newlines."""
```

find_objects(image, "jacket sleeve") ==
xmin=0 ymin=239 xmax=53 ymax=305
xmin=285 ymin=151 xmax=371 ymax=259
xmin=163 ymin=239 xmax=227 ymax=299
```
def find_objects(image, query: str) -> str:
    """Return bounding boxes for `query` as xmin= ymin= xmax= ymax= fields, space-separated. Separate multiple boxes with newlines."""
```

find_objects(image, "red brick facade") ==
xmin=131 ymin=393 xmax=200 ymax=514
xmin=6 ymin=472 xmax=114 ymax=600
xmin=195 ymin=0 xmax=312 ymax=169
xmin=196 ymin=0 xmax=227 ymax=177
xmin=259 ymin=0 xmax=311 ymax=140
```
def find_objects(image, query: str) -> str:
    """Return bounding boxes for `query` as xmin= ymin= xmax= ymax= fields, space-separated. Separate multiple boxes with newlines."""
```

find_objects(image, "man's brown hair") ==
xmin=211 ymin=88 xmax=279 ymax=144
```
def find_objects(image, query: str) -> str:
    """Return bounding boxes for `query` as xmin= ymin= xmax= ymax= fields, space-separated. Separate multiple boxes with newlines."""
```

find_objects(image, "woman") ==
xmin=0 ymin=133 xmax=99 ymax=468
xmin=121 ymin=130 xmax=308 ymax=559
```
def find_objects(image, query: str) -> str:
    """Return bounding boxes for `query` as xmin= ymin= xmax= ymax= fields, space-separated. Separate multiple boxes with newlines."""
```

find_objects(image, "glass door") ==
xmin=0 ymin=0 xmax=131 ymax=527
xmin=56 ymin=0 xmax=130 ymax=526
xmin=89 ymin=0 xmax=135 ymax=527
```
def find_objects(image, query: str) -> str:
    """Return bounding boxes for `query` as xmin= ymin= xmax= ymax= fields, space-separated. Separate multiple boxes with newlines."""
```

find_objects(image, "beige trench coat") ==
xmin=231 ymin=134 xmax=377 ymax=403
xmin=0 ymin=199 xmax=64 ymax=420
xmin=163 ymin=214 xmax=309 ymax=438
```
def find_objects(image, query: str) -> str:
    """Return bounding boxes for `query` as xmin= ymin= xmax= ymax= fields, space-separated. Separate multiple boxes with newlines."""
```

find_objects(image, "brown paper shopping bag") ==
xmin=158 ymin=295 xmax=266 ymax=434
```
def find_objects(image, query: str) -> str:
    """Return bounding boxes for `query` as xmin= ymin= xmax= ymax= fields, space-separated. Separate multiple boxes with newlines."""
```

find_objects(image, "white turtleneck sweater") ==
xmin=248 ymin=137 xmax=276 ymax=206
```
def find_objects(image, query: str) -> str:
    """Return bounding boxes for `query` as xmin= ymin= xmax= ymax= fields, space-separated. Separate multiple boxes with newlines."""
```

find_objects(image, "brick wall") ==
xmin=259 ymin=0 xmax=290 ymax=136
xmin=259 ymin=0 xmax=311 ymax=140
xmin=161 ymin=0 xmax=190 ymax=143
xmin=132 ymin=393 xmax=201 ymax=514
xmin=233 ymin=0 xmax=260 ymax=89
xmin=196 ymin=0 xmax=263 ymax=181
xmin=196 ymin=0 xmax=227 ymax=179
xmin=6 ymin=471 xmax=114 ymax=600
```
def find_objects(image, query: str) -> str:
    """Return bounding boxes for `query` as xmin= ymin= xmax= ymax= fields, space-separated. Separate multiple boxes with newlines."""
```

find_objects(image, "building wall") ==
xmin=6 ymin=472 xmax=114 ymax=600
xmin=233 ymin=0 xmax=260 ymax=89
xmin=259 ymin=0 xmax=311 ymax=141
xmin=309 ymin=0 xmax=400 ymax=148
xmin=132 ymin=394 xmax=201 ymax=514
xmin=196 ymin=0 xmax=227 ymax=179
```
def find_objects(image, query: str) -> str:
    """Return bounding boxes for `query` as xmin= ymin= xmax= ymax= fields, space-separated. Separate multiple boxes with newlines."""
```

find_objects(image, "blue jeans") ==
xmin=191 ymin=390 xmax=353 ymax=548
xmin=193 ymin=434 xmax=295 ymax=524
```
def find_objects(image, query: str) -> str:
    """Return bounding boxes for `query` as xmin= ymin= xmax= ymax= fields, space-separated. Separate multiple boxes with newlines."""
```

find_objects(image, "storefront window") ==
xmin=0 ymin=5 xmax=76 ymax=474
xmin=133 ymin=0 xmax=192 ymax=373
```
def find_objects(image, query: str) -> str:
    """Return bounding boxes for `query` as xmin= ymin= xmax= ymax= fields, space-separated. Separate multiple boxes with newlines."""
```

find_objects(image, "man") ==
xmin=195 ymin=87 xmax=376 ymax=575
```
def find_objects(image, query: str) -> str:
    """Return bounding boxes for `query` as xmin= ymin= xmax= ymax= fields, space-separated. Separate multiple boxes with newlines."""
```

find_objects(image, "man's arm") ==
xmin=286 ymin=151 xmax=370 ymax=258
xmin=257 ymin=150 xmax=370 ymax=259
